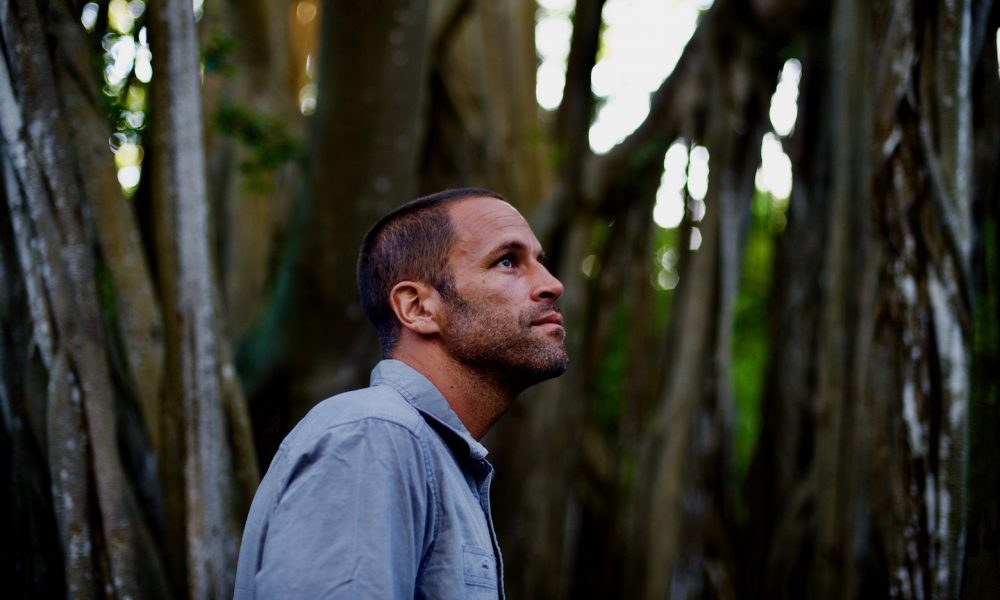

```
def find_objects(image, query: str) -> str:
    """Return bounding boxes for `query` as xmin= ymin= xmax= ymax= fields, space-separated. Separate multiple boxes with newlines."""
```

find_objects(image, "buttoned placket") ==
xmin=474 ymin=458 xmax=505 ymax=599
xmin=378 ymin=361 xmax=507 ymax=598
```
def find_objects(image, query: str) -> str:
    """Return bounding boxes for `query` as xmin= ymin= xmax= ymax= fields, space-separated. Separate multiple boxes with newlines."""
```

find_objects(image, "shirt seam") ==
xmin=270 ymin=415 xmax=425 ymax=516
xmin=414 ymin=421 xmax=441 ymax=581
xmin=374 ymin=377 xmax=481 ymax=457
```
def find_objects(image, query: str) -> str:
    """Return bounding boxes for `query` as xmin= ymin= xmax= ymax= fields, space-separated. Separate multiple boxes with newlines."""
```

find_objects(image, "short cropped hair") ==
xmin=358 ymin=188 xmax=505 ymax=356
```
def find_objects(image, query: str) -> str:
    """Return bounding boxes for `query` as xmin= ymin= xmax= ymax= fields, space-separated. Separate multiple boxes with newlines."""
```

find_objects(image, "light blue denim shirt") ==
xmin=234 ymin=360 xmax=504 ymax=599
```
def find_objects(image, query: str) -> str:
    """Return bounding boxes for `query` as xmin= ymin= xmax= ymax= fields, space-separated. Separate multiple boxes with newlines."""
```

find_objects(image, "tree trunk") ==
xmin=862 ymin=0 xmax=974 ymax=596
xmin=201 ymin=0 xmax=300 ymax=345
xmin=423 ymin=0 xmax=550 ymax=210
xmin=282 ymin=0 xmax=432 ymax=426
xmin=3 ymin=0 xmax=995 ymax=597
xmin=0 ymin=1 xmax=146 ymax=596
xmin=147 ymin=0 xmax=256 ymax=596
xmin=627 ymin=7 xmax=777 ymax=599
xmin=965 ymin=3 xmax=1000 ymax=596
xmin=743 ymin=18 xmax=831 ymax=600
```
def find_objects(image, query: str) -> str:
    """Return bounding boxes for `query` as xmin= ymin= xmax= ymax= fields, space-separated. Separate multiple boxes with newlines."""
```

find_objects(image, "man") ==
xmin=234 ymin=188 xmax=568 ymax=599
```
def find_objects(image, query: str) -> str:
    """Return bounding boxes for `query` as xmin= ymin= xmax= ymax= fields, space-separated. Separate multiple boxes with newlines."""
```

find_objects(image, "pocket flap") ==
xmin=462 ymin=545 xmax=497 ymax=589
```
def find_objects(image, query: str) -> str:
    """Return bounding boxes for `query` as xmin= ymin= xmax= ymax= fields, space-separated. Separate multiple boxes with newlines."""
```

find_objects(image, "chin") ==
xmin=523 ymin=348 xmax=569 ymax=382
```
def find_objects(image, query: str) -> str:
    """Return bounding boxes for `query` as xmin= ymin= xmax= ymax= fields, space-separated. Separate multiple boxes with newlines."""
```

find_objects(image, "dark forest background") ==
xmin=2 ymin=0 xmax=999 ymax=598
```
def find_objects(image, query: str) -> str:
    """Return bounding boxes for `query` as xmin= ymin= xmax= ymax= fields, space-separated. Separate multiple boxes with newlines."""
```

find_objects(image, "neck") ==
xmin=391 ymin=342 xmax=516 ymax=440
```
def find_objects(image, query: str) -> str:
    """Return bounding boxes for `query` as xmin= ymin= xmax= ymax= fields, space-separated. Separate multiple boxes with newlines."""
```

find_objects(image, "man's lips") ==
xmin=532 ymin=312 xmax=563 ymax=327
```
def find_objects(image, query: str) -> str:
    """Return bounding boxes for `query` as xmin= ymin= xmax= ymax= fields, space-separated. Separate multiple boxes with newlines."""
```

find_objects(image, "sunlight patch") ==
xmin=769 ymin=59 xmax=801 ymax=137
xmin=534 ymin=0 xmax=574 ymax=110
xmin=588 ymin=0 xmax=712 ymax=153
xmin=755 ymin=133 xmax=792 ymax=199
xmin=534 ymin=0 xmax=714 ymax=150
xmin=653 ymin=142 xmax=689 ymax=229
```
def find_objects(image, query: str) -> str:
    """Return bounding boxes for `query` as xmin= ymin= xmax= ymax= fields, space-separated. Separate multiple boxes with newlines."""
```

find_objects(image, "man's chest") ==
xmin=417 ymin=441 xmax=504 ymax=599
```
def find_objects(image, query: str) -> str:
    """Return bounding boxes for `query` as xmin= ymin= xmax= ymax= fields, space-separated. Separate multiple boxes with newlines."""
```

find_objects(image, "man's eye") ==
xmin=497 ymin=256 xmax=515 ymax=268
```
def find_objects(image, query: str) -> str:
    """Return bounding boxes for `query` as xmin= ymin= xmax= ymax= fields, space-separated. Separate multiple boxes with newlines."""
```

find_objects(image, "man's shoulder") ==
xmin=283 ymin=382 xmax=425 ymax=450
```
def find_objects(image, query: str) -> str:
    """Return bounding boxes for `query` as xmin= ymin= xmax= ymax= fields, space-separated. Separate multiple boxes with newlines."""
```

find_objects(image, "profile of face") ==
xmin=436 ymin=197 xmax=568 ymax=388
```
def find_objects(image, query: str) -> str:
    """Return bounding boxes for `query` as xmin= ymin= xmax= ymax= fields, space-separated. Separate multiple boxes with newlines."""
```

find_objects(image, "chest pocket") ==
xmin=462 ymin=545 xmax=497 ymax=589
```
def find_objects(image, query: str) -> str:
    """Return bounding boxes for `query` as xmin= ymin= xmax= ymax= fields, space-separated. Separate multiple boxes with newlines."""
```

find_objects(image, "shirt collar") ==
xmin=370 ymin=359 xmax=489 ymax=460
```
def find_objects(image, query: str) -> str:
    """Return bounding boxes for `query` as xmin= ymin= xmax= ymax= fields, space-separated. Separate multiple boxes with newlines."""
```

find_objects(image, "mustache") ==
xmin=525 ymin=303 xmax=562 ymax=324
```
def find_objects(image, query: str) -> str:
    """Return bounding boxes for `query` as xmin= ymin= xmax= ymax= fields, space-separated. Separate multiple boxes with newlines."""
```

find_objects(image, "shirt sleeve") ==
xmin=254 ymin=419 xmax=435 ymax=599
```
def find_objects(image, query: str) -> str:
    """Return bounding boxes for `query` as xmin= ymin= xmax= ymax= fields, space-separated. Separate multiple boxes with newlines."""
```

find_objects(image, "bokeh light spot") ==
xmin=81 ymin=3 xmax=99 ymax=31
xmin=653 ymin=141 xmax=689 ymax=229
xmin=297 ymin=1 xmax=318 ymax=24
xmin=299 ymin=82 xmax=317 ymax=115
xmin=588 ymin=0 xmax=713 ymax=154
xmin=689 ymin=226 xmax=702 ymax=250
xmin=117 ymin=165 xmax=141 ymax=190
xmin=581 ymin=254 xmax=599 ymax=278
xmin=769 ymin=59 xmax=801 ymax=137
xmin=687 ymin=145 xmax=710 ymax=201
xmin=755 ymin=133 xmax=792 ymax=199
xmin=534 ymin=0 xmax=574 ymax=110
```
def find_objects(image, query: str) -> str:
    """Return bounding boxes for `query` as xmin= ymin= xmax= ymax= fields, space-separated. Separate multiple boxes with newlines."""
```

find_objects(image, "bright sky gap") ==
xmin=96 ymin=0 xmax=812 ymax=207
xmin=535 ymin=1 xmax=797 ymax=237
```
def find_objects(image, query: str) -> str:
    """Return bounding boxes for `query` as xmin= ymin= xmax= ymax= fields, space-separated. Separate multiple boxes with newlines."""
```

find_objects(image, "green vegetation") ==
xmin=731 ymin=189 xmax=786 ymax=484
xmin=213 ymin=104 xmax=302 ymax=191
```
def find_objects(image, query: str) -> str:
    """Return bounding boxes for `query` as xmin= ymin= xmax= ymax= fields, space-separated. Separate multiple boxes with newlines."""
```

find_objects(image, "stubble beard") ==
xmin=438 ymin=285 xmax=568 ymax=392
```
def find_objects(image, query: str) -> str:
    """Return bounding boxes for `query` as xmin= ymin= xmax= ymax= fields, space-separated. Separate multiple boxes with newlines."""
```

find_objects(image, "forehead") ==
xmin=447 ymin=197 xmax=539 ymax=256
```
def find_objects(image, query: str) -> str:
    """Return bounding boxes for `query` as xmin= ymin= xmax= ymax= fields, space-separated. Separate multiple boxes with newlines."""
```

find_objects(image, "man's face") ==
xmin=436 ymin=197 xmax=568 ymax=387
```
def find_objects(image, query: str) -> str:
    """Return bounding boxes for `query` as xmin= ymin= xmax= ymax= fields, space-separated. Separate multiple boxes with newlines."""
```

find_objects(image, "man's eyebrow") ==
xmin=486 ymin=240 xmax=548 ymax=262
xmin=488 ymin=240 xmax=529 ymax=256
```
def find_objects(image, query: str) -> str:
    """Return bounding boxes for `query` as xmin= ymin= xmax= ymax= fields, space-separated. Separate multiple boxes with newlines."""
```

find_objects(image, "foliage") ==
xmin=213 ymin=103 xmax=301 ymax=190
xmin=91 ymin=2 xmax=149 ymax=195
xmin=202 ymin=33 xmax=238 ymax=77
xmin=730 ymin=190 xmax=782 ymax=483
xmin=2 ymin=1 xmax=995 ymax=598
xmin=589 ymin=297 xmax=629 ymax=438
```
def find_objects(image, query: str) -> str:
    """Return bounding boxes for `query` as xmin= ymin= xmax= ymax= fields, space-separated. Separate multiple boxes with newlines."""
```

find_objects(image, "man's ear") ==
xmin=388 ymin=280 xmax=442 ymax=335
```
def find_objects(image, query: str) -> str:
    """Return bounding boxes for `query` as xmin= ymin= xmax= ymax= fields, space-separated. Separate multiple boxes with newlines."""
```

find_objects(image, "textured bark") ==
xmin=0 ymin=1 xmax=141 ymax=596
xmin=202 ymin=0 xmax=300 ymax=344
xmin=788 ymin=2 xmax=983 ymax=599
xmin=423 ymin=0 xmax=549 ymax=211
xmin=627 ymin=8 xmax=777 ymax=600
xmin=147 ymin=1 xmax=251 ymax=596
xmin=1 ymin=156 xmax=66 ymax=597
xmin=3 ymin=0 xmax=993 ymax=597
xmin=808 ymin=1 xmax=874 ymax=598
xmin=485 ymin=3 xmax=604 ymax=598
xmin=46 ymin=349 xmax=96 ymax=599
xmin=52 ymin=0 xmax=165 ymax=451
xmin=864 ymin=1 xmax=974 ymax=596
xmin=965 ymin=3 xmax=1000 ymax=595
xmin=286 ymin=0 xmax=432 ymax=421
xmin=744 ymin=24 xmax=831 ymax=600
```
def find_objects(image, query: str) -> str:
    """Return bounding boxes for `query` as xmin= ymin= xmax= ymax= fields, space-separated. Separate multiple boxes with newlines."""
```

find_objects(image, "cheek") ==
xmin=454 ymin=277 xmax=532 ymax=319
xmin=460 ymin=279 xmax=520 ymax=305
xmin=463 ymin=292 xmax=523 ymax=326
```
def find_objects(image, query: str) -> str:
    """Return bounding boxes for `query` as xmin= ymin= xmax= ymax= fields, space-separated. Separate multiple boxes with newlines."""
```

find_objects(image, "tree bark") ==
xmin=744 ymin=20 xmax=831 ymax=600
xmin=285 ymin=0 xmax=432 ymax=423
xmin=485 ymin=3 xmax=604 ymax=597
xmin=201 ymin=0 xmax=300 ymax=345
xmin=0 ymin=1 xmax=145 ymax=595
xmin=627 ymin=6 xmax=777 ymax=598
xmin=2 ymin=0 xmax=994 ymax=597
xmin=147 ymin=0 xmax=254 ymax=596
xmin=965 ymin=3 xmax=1000 ymax=596
xmin=423 ymin=0 xmax=550 ymax=211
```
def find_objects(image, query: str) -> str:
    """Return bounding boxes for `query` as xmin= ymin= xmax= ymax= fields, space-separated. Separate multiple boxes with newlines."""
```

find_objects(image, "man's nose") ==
xmin=533 ymin=264 xmax=564 ymax=301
